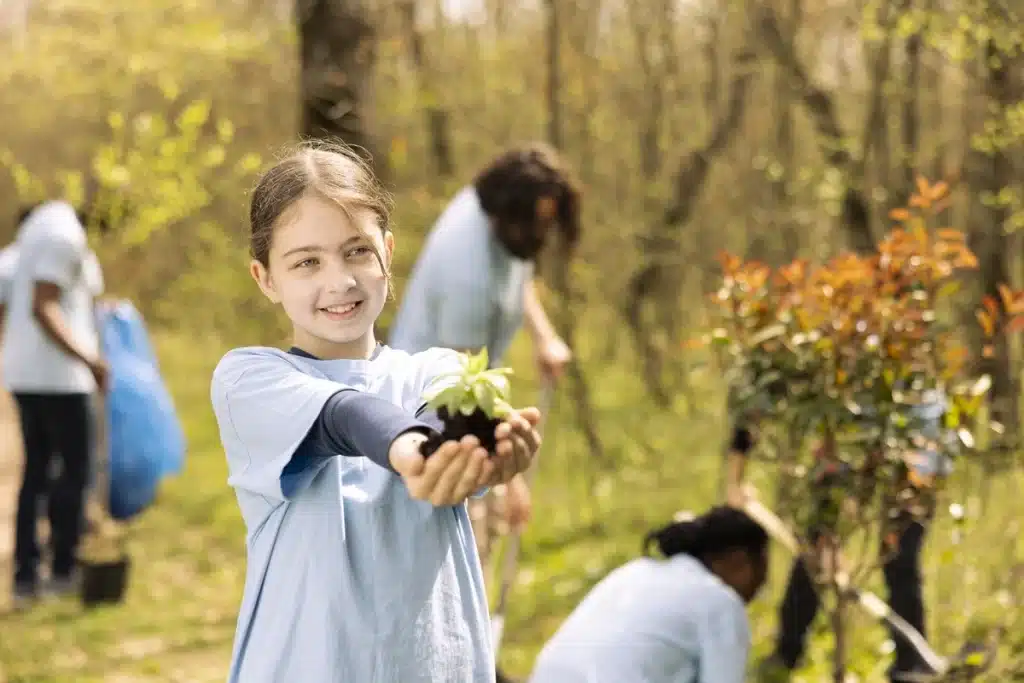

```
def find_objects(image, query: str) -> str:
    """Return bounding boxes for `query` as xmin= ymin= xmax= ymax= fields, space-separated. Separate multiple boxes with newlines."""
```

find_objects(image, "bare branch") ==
xmin=623 ymin=46 xmax=757 ymax=406
xmin=752 ymin=4 xmax=875 ymax=253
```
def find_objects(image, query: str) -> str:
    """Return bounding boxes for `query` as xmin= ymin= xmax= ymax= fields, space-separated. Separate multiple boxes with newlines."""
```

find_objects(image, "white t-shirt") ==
xmin=0 ymin=243 xmax=20 ymax=307
xmin=2 ymin=201 xmax=104 ymax=394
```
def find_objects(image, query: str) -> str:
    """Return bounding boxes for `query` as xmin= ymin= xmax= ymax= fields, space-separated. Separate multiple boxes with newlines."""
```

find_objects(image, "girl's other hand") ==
xmin=487 ymin=407 xmax=542 ymax=486
xmin=390 ymin=431 xmax=495 ymax=507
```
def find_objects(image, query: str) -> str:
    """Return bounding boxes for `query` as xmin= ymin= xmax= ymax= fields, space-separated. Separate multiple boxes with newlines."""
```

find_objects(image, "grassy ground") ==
xmin=0 ymin=329 xmax=1022 ymax=682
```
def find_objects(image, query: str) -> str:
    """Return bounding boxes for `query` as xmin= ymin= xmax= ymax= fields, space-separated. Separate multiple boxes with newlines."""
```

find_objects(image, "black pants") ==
xmin=774 ymin=521 xmax=928 ymax=681
xmin=13 ymin=392 xmax=93 ymax=585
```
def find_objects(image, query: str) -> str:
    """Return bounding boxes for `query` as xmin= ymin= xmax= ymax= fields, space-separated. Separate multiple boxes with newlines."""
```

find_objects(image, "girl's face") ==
xmin=251 ymin=194 xmax=393 ymax=360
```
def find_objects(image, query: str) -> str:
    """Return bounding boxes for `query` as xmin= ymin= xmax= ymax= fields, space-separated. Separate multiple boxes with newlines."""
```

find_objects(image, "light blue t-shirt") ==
xmin=851 ymin=394 xmax=955 ymax=480
xmin=210 ymin=345 xmax=494 ymax=683
xmin=529 ymin=555 xmax=750 ymax=683
xmin=390 ymin=186 xmax=534 ymax=363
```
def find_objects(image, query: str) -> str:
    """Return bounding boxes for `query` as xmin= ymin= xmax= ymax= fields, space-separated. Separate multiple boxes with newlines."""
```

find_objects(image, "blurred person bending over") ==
xmin=529 ymin=506 xmax=770 ymax=683
xmin=389 ymin=143 xmax=580 ymax=682
xmin=390 ymin=143 xmax=579 ymax=561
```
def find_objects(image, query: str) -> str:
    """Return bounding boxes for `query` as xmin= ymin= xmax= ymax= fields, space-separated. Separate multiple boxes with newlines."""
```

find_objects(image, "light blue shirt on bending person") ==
xmin=211 ymin=344 xmax=495 ymax=683
xmin=529 ymin=555 xmax=751 ymax=683
xmin=389 ymin=186 xmax=534 ymax=364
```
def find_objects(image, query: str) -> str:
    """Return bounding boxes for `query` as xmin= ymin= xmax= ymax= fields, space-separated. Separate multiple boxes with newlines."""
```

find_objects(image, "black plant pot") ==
xmin=79 ymin=555 xmax=131 ymax=607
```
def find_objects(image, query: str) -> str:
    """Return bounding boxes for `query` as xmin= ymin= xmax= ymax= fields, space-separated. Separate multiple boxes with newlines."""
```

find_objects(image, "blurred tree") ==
xmin=970 ymin=17 xmax=1021 ymax=437
xmin=296 ymin=0 xmax=387 ymax=177
xmin=397 ymin=0 xmax=453 ymax=180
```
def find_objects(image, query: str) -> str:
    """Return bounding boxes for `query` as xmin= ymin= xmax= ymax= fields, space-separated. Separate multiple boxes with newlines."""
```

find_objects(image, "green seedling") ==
xmin=420 ymin=347 xmax=514 ymax=456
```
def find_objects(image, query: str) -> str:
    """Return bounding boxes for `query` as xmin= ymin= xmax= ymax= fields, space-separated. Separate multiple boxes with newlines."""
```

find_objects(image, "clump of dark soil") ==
xmin=419 ymin=406 xmax=502 ymax=457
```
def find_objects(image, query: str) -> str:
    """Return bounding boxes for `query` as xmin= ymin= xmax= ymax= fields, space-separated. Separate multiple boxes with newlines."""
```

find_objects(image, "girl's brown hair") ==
xmin=249 ymin=139 xmax=393 ymax=276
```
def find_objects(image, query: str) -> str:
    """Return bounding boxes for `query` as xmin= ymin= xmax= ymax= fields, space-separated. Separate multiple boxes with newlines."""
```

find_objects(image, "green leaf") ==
xmin=175 ymin=99 xmax=210 ymax=131
xmin=202 ymin=145 xmax=226 ymax=168
xmin=459 ymin=396 xmax=477 ymax=416
xmin=422 ymin=376 xmax=458 ymax=404
xmin=957 ymin=428 xmax=975 ymax=449
xmin=445 ymin=394 xmax=461 ymax=418
xmin=421 ymin=347 xmax=514 ymax=419
xmin=492 ymin=399 xmax=513 ymax=418
xmin=943 ymin=404 xmax=961 ymax=429
xmin=478 ymin=373 xmax=510 ymax=397
xmin=473 ymin=383 xmax=497 ymax=416
xmin=469 ymin=347 xmax=490 ymax=374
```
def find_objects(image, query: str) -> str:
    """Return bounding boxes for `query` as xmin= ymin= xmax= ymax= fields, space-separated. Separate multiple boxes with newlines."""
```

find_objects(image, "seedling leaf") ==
xmin=421 ymin=348 xmax=514 ymax=419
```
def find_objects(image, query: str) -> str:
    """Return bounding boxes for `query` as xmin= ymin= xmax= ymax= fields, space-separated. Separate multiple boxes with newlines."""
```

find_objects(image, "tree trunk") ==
xmin=295 ymin=0 xmax=386 ymax=177
xmin=900 ymin=2 xmax=922 ymax=194
xmin=772 ymin=0 xmax=801 ymax=258
xmin=624 ymin=46 xmax=756 ymax=407
xmin=626 ymin=0 xmax=663 ymax=180
xmin=703 ymin=11 xmax=721 ymax=116
xmin=398 ymin=0 xmax=454 ymax=180
xmin=976 ymin=40 xmax=1020 ymax=438
xmin=545 ymin=0 xmax=562 ymax=150
xmin=754 ymin=5 xmax=875 ymax=254
xmin=543 ymin=0 xmax=608 ymax=473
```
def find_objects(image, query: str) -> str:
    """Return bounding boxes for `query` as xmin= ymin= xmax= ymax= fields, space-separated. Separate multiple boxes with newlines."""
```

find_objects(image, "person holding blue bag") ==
xmin=3 ymin=200 xmax=108 ymax=607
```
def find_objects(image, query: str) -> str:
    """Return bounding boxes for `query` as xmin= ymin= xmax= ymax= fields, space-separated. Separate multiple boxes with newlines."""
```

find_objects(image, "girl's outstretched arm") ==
xmin=212 ymin=348 xmax=439 ymax=501
xmin=301 ymin=390 xmax=438 ymax=474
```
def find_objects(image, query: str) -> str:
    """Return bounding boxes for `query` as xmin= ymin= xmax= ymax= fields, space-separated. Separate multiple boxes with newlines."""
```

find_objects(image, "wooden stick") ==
xmin=490 ymin=379 xmax=556 ymax=654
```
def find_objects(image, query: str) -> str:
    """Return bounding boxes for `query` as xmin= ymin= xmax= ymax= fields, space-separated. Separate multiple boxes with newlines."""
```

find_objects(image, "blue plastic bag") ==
xmin=97 ymin=301 xmax=186 ymax=520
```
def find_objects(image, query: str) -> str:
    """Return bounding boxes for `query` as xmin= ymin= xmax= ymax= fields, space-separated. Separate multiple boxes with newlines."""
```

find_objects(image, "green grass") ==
xmin=1 ymin=329 xmax=1022 ymax=682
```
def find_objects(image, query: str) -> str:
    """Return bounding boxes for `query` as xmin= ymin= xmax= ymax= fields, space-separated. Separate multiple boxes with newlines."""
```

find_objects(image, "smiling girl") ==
xmin=210 ymin=141 xmax=543 ymax=683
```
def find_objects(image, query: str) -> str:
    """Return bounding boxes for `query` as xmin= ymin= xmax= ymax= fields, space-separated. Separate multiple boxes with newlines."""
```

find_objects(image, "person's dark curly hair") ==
xmin=473 ymin=142 xmax=581 ymax=259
